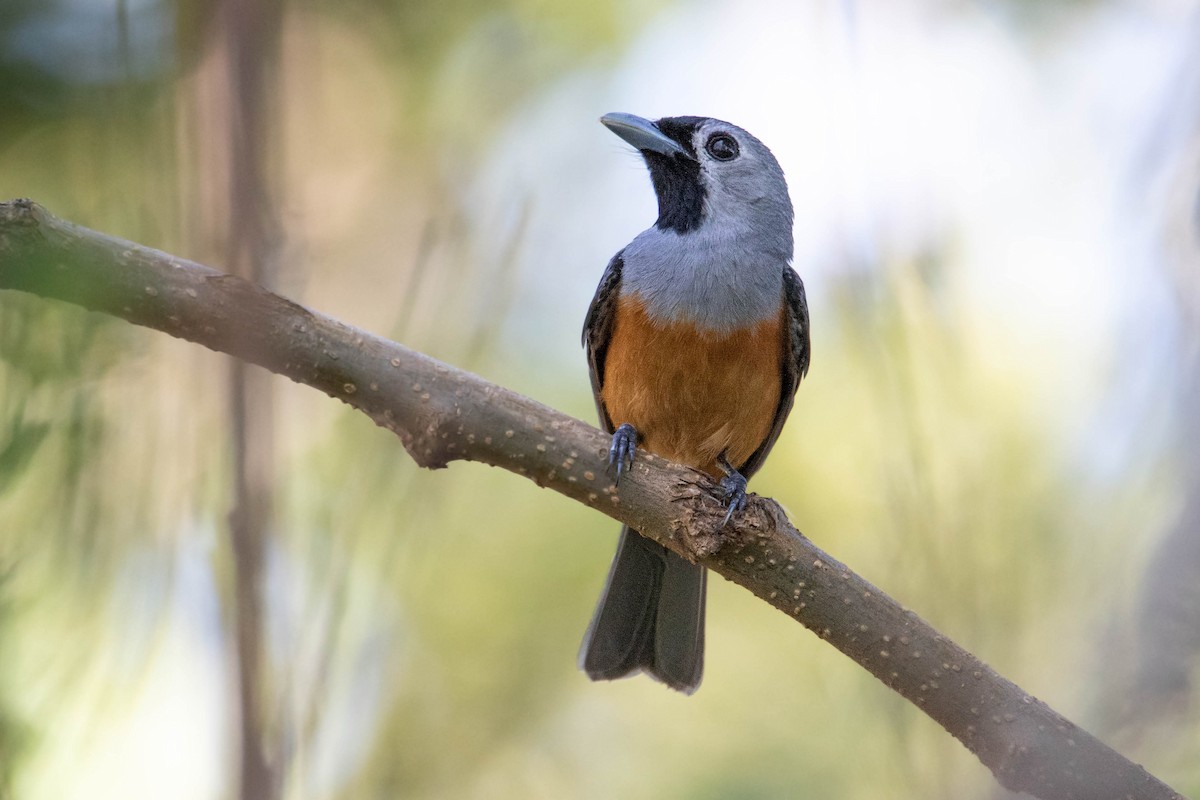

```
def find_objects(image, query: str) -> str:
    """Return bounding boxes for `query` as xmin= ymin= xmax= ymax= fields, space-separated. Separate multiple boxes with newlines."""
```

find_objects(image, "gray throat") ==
xmin=619 ymin=223 xmax=790 ymax=333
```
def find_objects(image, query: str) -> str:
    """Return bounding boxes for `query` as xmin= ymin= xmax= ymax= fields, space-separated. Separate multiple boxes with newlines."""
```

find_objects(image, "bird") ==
xmin=579 ymin=112 xmax=811 ymax=694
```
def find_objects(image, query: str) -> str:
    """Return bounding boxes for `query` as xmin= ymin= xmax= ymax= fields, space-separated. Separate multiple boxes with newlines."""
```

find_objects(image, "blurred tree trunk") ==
xmin=1121 ymin=51 xmax=1200 ymax=734
xmin=218 ymin=0 xmax=284 ymax=797
xmin=1131 ymin=222 xmax=1200 ymax=726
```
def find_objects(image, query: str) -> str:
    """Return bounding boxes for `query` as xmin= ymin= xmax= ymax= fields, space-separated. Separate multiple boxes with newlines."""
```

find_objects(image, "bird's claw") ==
xmin=717 ymin=453 xmax=749 ymax=528
xmin=719 ymin=474 xmax=749 ymax=527
xmin=608 ymin=423 xmax=638 ymax=482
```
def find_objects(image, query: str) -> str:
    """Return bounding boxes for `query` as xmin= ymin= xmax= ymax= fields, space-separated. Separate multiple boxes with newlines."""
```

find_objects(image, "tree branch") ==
xmin=0 ymin=199 xmax=1184 ymax=800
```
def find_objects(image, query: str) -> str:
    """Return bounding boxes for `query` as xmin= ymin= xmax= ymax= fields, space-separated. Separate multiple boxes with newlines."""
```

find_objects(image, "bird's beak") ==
xmin=601 ymin=113 xmax=690 ymax=158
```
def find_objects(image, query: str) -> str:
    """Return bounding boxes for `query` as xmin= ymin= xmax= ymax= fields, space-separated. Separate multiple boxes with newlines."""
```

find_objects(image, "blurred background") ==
xmin=1 ymin=0 xmax=1199 ymax=797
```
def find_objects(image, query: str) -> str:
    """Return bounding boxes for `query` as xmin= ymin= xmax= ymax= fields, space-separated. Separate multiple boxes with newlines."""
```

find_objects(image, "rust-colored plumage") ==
xmin=601 ymin=294 xmax=785 ymax=477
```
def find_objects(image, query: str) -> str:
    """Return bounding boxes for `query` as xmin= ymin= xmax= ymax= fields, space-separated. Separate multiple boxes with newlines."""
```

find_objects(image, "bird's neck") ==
xmin=620 ymin=224 xmax=790 ymax=333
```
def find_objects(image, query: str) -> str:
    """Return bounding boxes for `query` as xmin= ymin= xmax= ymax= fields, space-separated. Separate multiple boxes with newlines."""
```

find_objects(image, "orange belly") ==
xmin=601 ymin=293 xmax=785 ymax=478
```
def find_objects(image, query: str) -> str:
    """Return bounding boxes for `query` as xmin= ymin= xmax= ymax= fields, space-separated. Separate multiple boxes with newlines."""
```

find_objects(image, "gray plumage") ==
xmin=620 ymin=118 xmax=795 ymax=332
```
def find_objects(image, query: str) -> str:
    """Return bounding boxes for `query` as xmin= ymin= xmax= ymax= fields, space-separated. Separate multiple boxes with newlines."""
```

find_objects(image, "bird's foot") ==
xmin=608 ymin=423 xmax=638 ymax=482
xmin=717 ymin=453 xmax=749 ymax=528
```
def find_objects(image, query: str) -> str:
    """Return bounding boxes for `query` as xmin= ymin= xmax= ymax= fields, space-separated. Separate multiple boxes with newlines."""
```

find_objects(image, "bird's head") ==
xmin=601 ymin=112 xmax=793 ymax=242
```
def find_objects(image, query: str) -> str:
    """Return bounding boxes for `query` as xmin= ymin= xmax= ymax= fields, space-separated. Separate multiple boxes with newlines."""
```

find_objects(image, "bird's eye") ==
xmin=705 ymin=134 xmax=739 ymax=161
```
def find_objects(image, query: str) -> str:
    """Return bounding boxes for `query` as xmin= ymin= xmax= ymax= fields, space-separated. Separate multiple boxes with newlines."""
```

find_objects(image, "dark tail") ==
xmin=578 ymin=526 xmax=706 ymax=694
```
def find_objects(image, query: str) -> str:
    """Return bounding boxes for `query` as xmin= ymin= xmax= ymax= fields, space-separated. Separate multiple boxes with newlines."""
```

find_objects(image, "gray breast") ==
xmin=620 ymin=225 xmax=788 ymax=333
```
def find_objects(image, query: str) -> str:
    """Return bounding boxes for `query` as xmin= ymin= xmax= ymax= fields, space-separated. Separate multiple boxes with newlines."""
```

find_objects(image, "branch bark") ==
xmin=0 ymin=199 xmax=1185 ymax=800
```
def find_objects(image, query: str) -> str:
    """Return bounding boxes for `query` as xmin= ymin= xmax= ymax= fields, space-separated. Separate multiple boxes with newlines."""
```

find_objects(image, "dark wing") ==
xmin=739 ymin=266 xmax=811 ymax=478
xmin=582 ymin=252 xmax=625 ymax=434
